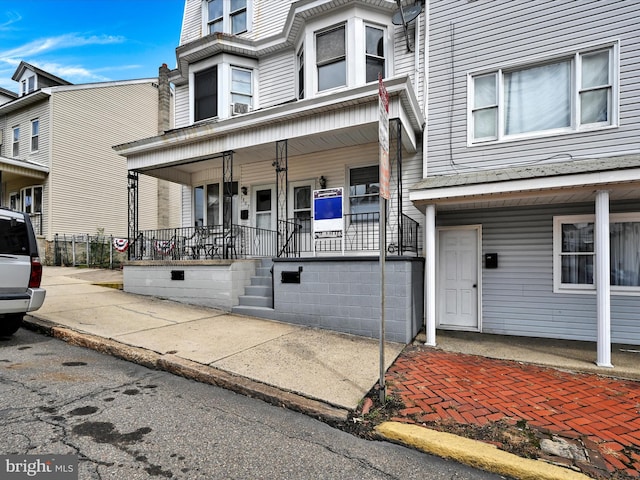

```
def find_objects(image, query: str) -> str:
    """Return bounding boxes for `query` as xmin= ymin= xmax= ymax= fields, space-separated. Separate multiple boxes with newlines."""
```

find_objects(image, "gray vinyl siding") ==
xmin=438 ymin=202 xmax=640 ymax=345
xmin=427 ymin=0 xmax=640 ymax=175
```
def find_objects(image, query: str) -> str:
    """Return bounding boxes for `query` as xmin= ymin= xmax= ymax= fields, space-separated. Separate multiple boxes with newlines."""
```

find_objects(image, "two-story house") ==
xmin=410 ymin=0 xmax=640 ymax=365
xmin=0 ymin=61 xmax=181 ymax=262
xmin=115 ymin=0 xmax=427 ymax=343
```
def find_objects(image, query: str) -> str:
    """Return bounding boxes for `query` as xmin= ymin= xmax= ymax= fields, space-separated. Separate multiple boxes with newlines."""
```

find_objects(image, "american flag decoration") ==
xmin=154 ymin=240 xmax=175 ymax=255
xmin=113 ymin=238 xmax=129 ymax=252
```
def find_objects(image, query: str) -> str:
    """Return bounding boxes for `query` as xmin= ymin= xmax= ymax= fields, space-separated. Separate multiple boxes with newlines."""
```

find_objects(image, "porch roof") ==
xmin=113 ymin=76 xmax=424 ymax=184
xmin=409 ymin=154 xmax=640 ymax=211
xmin=0 ymin=156 xmax=49 ymax=181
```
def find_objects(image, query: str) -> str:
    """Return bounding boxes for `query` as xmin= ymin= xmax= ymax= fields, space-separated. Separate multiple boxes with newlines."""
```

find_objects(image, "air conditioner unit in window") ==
xmin=231 ymin=103 xmax=251 ymax=115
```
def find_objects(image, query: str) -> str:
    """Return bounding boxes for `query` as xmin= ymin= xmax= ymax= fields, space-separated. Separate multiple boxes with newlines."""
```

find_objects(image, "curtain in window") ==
xmin=505 ymin=61 xmax=571 ymax=135
xmin=610 ymin=222 xmax=640 ymax=286
xmin=317 ymin=26 xmax=346 ymax=91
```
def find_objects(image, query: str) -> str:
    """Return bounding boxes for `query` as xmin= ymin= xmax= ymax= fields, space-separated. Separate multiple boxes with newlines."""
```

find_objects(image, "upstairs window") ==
xmin=230 ymin=67 xmax=252 ymax=108
xmin=31 ymin=119 xmax=39 ymax=152
xmin=365 ymin=25 xmax=385 ymax=83
xmin=207 ymin=0 xmax=248 ymax=35
xmin=316 ymin=25 xmax=346 ymax=92
xmin=12 ymin=126 xmax=19 ymax=157
xmin=470 ymin=45 xmax=615 ymax=143
xmin=28 ymin=76 xmax=35 ymax=93
xmin=297 ymin=46 xmax=304 ymax=99
xmin=194 ymin=66 xmax=218 ymax=121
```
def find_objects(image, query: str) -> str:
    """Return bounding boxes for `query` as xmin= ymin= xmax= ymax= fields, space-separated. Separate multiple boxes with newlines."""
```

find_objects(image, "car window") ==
xmin=0 ymin=216 xmax=30 ymax=255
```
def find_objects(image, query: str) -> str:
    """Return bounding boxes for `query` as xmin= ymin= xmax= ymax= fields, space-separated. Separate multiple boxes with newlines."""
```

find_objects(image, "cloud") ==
xmin=0 ymin=11 xmax=22 ymax=30
xmin=0 ymin=33 xmax=125 ymax=60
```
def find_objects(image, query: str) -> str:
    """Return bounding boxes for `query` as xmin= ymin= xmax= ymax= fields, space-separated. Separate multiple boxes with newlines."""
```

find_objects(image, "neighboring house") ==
xmin=115 ymin=0 xmax=427 ymax=343
xmin=409 ymin=0 xmax=640 ymax=364
xmin=0 ymin=61 xmax=181 ymax=262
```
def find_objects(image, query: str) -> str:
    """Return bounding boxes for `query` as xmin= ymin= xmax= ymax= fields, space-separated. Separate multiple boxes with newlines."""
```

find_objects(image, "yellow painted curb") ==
xmin=375 ymin=422 xmax=591 ymax=480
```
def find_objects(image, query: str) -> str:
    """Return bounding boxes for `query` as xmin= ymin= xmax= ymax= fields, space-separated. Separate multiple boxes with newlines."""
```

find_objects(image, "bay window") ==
xmin=316 ymin=25 xmax=346 ymax=91
xmin=554 ymin=214 xmax=640 ymax=294
xmin=231 ymin=67 xmax=252 ymax=107
xmin=471 ymin=45 xmax=615 ymax=143
xmin=365 ymin=25 xmax=385 ymax=83
xmin=194 ymin=66 xmax=218 ymax=121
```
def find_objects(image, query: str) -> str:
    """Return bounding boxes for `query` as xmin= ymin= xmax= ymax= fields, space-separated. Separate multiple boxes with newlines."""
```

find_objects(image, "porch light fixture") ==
xmin=241 ymin=186 xmax=248 ymax=195
xmin=319 ymin=176 xmax=327 ymax=189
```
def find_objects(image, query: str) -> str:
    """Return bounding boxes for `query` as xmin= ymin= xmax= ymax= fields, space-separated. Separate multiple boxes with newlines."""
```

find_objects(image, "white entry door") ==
xmin=438 ymin=227 xmax=480 ymax=330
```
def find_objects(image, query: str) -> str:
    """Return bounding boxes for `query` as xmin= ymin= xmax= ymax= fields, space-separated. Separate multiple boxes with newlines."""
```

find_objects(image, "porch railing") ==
xmin=133 ymin=213 xmax=420 ymax=260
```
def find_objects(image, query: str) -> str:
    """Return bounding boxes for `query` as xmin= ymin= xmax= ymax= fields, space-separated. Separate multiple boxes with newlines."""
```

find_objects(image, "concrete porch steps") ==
xmin=232 ymin=258 xmax=275 ymax=318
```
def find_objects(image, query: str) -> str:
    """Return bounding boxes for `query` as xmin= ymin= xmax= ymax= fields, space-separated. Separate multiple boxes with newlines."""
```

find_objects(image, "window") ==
xmin=31 ymin=119 xmax=39 ymax=152
xmin=230 ymin=67 xmax=252 ymax=107
xmin=471 ymin=46 xmax=615 ymax=143
xmin=12 ymin=126 xmax=19 ymax=157
xmin=293 ymin=185 xmax=311 ymax=233
xmin=28 ymin=76 xmax=35 ymax=93
xmin=316 ymin=25 xmax=346 ymax=91
xmin=194 ymin=182 xmax=238 ymax=227
xmin=297 ymin=46 xmax=304 ymax=99
xmin=21 ymin=80 xmax=27 ymax=96
xmin=349 ymin=165 xmax=379 ymax=219
xmin=207 ymin=0 xmax=247 ymax=35
xmin=554 ymin=214 xmax=640 ymax=294
xmin=20 ymin=186 xmax=42 ymax=215
xmin=365 ymin=25 xmax=385 ymax=83
xmin=194 ymin=66 xmax=218 ymax=121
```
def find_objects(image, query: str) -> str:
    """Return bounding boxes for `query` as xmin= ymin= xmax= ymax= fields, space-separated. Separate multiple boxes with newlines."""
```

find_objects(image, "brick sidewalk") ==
xmin=385 ymin=346 xmax=640 ymax=479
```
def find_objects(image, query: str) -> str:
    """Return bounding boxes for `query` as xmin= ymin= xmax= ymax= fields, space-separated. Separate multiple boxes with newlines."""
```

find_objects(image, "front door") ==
xmin=437 ymin=227 xmax=480 ymax=330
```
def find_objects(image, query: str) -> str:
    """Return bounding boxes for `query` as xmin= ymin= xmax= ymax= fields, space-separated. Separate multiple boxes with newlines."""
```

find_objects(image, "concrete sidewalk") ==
xmin=27 ymin=266 xmax=404 ymax=418
xmin=23 ymin=266 xmax=640 ymax=480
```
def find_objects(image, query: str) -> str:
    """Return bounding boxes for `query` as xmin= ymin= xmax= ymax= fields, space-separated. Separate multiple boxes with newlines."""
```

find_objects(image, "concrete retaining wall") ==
xmin=272 ymin=257 xmax=424 ymax=344
xmin=123 ymin=260 xmax=258 ymax=310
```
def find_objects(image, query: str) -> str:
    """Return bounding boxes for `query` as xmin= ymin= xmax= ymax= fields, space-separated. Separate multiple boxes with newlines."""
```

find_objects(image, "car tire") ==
xmin=0 ymin=314 xmax=23 ymax=337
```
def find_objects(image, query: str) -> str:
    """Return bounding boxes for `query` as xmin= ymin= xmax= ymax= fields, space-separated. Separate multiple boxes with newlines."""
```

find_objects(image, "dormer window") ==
xmin=207 ymin=0 xmax=248 ymax=35
xmin=28 ymin=76 xmax=35 ymax=93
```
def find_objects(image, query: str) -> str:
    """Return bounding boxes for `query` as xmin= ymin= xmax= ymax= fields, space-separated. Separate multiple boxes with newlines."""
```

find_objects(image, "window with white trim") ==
xmin=194 ymin=182 xmax=238 ymax=227
xmin=316 ymin=24 xmax=346 ymax=92
xmin=230 ymin=67 xmax=252 ymax=108
xmin=30 ymin=119 xmax=39 ymax=152
xmin=365 ymin=25 xmax=385 ymax=83
xmin=20 ymin=185 xmax=43 ymax=215
xmin=28 ymin=76 xmax=35 ymax=93
xmin=471 ymin=45 xmax=616 ymax=143
xmin=349 ymin=165 xmax=379 ymax=219
xmin=206 ymin=0 xmax=248 ymax=35
xmin=553 ymin=214 xmax=640 ymax=294
xmin=297 ymin=46 xmax=304 ymax=99
xmin=194 ymin=66 xmax=218 ymax=121
xmin=12 ymin=126 xmax=19 ymax=157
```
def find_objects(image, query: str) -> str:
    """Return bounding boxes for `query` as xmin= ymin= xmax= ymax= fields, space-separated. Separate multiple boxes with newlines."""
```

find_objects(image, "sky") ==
xmin=0 ymin=0 xmax=185 ymax=92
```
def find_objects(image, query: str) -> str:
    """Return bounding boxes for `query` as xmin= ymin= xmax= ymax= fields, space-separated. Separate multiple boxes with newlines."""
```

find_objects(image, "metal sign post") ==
xmin=378 ymin=75 xmax=390 ymax=404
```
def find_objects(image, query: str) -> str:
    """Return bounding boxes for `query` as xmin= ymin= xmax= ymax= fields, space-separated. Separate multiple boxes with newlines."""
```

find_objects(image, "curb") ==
xmin=23 ymin=316 xmax=350 ymax=426
xmin=375 ymin=422 xmax=592 ymax=480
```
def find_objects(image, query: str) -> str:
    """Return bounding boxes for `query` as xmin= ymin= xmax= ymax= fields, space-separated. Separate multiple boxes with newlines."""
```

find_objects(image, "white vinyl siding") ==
xmin=427 ymin=0 xmax=640 ymax=175
xmin=49 ymin=83 xmax=169 ymax=237
xmin=259 ymin=53 xmax=295 ymax=108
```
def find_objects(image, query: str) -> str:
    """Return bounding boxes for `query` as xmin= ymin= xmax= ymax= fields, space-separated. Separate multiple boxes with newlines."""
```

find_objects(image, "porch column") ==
xmin=425 ymin=204 xmax=436 ymax=346
xmin=595 ymin=190 xmax=613 ymax=367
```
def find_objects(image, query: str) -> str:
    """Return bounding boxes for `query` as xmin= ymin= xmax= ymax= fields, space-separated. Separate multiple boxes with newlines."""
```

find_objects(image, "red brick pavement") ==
xmin=385 ymin=346 xmax=640 ymax=478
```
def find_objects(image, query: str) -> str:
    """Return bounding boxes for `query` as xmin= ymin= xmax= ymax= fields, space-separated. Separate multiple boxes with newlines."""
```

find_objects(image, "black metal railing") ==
xmin=132 ymin=214 xmax=420 ymax=261
xmin=29 ymin=213 xmax=42 ymax=236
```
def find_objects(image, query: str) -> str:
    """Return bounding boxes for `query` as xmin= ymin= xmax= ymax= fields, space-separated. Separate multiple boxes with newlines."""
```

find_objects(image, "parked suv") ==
xmin=0 ymin=207 xmax=46 ymax=336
